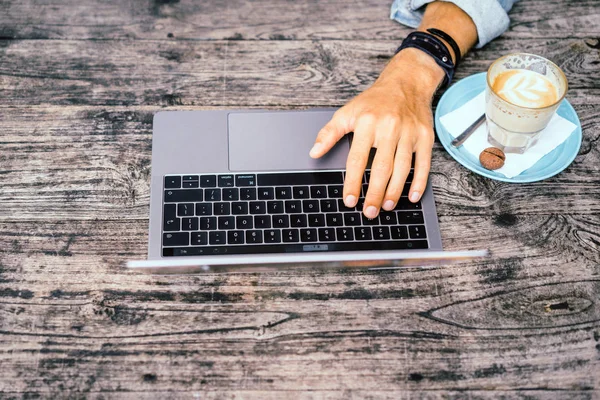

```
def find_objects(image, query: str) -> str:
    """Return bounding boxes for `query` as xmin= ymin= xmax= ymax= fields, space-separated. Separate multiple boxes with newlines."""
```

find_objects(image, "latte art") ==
xmin=492 ymin=69 xmax=559 ymax=108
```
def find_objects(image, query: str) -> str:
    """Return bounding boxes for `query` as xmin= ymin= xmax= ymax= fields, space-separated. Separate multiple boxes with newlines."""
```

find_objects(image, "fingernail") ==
xmin=364 ymin=206 xmax=378 ymax=219
xmin=345 ymin=195 xmax=357 ymax=208
xmin=309 ymin=143 xmax=322 ymax=157
xmin=410 ymin=191 xmax=420 ymax=202
xmin=383 ymin=200 xmax=395 ymax=210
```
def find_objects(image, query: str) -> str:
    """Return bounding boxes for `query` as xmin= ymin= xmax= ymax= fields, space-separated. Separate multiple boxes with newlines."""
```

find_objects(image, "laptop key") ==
xmin=164 ymin=176 xmax=181 ymax=189
xmin=249 ymin=201 xmax=266 ymax=214
xmin=214 ymin=202 xmax=230 ymax=216
xmin=397 ymin=211 xmax=424 ymax=224
xmin=163 ymin=232 xmax=189 ymax=247
xmin=344 ymin=213 xmax=361 ymax=226
xmin=205 ymin=188 xmax=221 ymax=202
xmin=246 ymin=230 xmax=263 ymax=244
xmin=300 ymin=228 xmax=318 ymax=242
xmin=361 ymin=215 xmax=379 ymax=226
xmin=235 ymin=174 xmax=256 ymax=186
xmin=200 ymin=216 xmax=217 ymax=230
xmin=240 ymin=187 xmax=257 ymax=200
xmin=258 ymin=187 xmax=275 ymax=200
xmin=209 ymin=231 xmax=226 ymax=245
xmin=285 ymin=200 xmax=302 ymax=214
xmin=320 ymin=199 xmax=337 ymax=212
xmin=228 ymin=230 xmax=244 ymax=244
xmin=302 ymin=200 xmax=320 ymax=213
xmin=318 ymin=228 xmax=336 ymax=242
xmin=308 ymin=214 xmax=325 ymax=227
xmin=164 ymin=189 xmax=203 ymax=203
xmin=355 ymin=198 xmax=365 ymax=211
xmin=409 ymin=225 xmax=427 ymax=239
xmin=254 ymin=215 xmax=271 ymax=229
xmin=267 ymin=200 xmax=284 ymax=214
xmin=191 ymin=231 xmax=208 ymax=245
xmin=183 ymin=181 xmax=199 ymax=188
xmin=354 ymin=227 xmax=372 ymax=241
xmin=218 ymin=216 xmax=235 ymax=230
xmin=264 ymin=230 xmax=282 ymax=243
xmin=275 ymin=187 xmax=292 ymax=199
xmin=231 ymin=202 xmax=248 ymax=215
xmin=373 ymin=226 xmax=390 ymax=240
xmin=223 ymin=188 xmax=239 ymax=201
xmin=336 ymin=227 xmax=354 ymax=241
xmin=177 ymin=203 xmax=194 ymax=217
xmin=293 ymin=186 xmax=310 ymax=199
xmin=273 ymin=215 xmax=290 ymax=228
xmin=196 ymin=202 xmax=212 ymax=216
xmin=282 ymin=229 xmax=300 ymax=242
xmin=291 ymin=214 xmax=308 ymax=227
xmin=236 ymin=215 xmax=253 ymax=229
xmin=310 ymin=186 xmax=327 ymax=198
xmin=200 ymin=175 xmax=216 ymax=188
xmin=380 ymin=212 xmax=397 ymax=225
xmin=397 ymin=197 xmax=421 ymax=210
xmin=164 ymin=217 xmax=180 ymax=231
xmin=390 ymin=226 xmax=408 ymax=239
xmin=337 ymin=199 xmax=354 ymax=212
xmin=218 ymin=174 xmax=234 ymax=187
xmin=328 ymin=185 xmax=343 ymax=198
xmin=326 ymin=213 xmax=343 ymax=226
xmin=182 ymin=217 xmax=199 ymax=231
xmin=164 ymin=204 xmax=177 ymax=220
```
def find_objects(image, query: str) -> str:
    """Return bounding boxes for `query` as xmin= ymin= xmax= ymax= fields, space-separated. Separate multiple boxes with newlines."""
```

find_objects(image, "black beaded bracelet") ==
xmin=395 ymin=31 xmax=456 ymax=87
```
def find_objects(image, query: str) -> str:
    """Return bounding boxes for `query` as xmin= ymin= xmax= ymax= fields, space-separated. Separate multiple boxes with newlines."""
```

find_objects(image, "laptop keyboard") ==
xmin=161 ymin=170 xmax=428 ymax=257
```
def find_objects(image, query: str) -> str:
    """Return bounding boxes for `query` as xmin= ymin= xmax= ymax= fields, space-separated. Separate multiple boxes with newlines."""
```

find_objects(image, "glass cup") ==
xmin=485 ymin=53 xmax=568 ymax=154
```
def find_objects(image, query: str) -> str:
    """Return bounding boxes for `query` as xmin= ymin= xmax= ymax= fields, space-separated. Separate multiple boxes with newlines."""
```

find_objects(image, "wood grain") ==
xmin=0 ymin=0 xmax=599 ymax=397
xmin=0 ymin=38 xmax=598 ymax=107
xmin=0 ymin=0 xmax=598 ymax=40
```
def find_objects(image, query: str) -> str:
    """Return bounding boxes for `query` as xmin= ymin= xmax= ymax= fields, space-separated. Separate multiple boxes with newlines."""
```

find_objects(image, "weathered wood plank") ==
xmin=0 ymin=0 xmax=598 ymax=40
xmin=0 ymin=212 xmax=598 ymax=301
xmin=0 ymin=99 xmax=597 ymax=221
xmin=0 ymin=39 xmax=598 ymax=107
xmin=1 ymin=277 xmax=598 ymax=393
xmin=0 ymin=0 xmax=598 ymax=396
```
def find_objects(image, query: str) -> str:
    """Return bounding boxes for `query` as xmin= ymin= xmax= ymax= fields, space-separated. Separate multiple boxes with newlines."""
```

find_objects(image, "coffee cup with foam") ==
xmin=485 ymin=53 xmax=568 ymax=154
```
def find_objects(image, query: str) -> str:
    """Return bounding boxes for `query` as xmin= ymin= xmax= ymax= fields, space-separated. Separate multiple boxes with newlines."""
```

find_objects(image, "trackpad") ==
xmin=228 ymin=111 xmax=349 ymax=172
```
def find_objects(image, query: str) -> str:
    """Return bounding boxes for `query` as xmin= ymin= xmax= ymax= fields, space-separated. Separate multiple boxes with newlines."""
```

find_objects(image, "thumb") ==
xmin=310 ymin=108 xmax=354 ymax=159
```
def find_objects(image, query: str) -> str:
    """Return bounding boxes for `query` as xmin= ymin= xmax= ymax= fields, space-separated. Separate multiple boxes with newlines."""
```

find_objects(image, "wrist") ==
xmin=375 ymin=48 xmax=446 ymax=99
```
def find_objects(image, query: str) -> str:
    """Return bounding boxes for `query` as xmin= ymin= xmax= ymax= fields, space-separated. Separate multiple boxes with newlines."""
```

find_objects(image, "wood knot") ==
xmin=532 ymin=297 xmax=593 ymax=316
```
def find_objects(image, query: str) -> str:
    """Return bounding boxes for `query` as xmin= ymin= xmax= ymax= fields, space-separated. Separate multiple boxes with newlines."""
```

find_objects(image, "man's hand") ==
xmin=310 ymin=1 xmax=478 ymax=219
xmin=310 ymin=48 xmax=444 ymax=219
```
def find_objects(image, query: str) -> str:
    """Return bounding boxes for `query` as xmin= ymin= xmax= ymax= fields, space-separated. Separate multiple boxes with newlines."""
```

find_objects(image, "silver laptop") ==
xmin=127 ymin=110 xmax=486 ymax=273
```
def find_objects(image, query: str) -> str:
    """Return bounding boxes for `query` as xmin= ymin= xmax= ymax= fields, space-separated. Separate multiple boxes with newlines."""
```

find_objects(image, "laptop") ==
xmin=127 ymin=109 xmax=486 ymax=273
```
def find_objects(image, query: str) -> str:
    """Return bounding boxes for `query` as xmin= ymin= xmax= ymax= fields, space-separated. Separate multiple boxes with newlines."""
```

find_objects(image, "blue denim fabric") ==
xmin=390 ymin=0 xmax=519 ymax=48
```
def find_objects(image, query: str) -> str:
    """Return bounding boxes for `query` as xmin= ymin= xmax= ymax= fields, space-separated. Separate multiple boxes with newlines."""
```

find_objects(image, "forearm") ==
xmin=417 ymin=1 xmax=478 ymax=63
xmin=376 ymin=1 xmax=478 ymax=96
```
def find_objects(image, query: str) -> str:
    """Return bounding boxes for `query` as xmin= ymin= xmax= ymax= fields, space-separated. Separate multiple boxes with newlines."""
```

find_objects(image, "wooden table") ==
xmin=1 ymin=0 xmax=599 ymax=397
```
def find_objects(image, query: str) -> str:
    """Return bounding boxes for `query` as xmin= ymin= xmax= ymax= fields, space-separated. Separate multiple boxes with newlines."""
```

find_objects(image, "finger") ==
xmin=363 ymin=136 xmax=397 ymax=219
xmin=310 ymin=108 xmax=352 ymax=159
xmin=343 ymin=121 xmax=373 ymax=208
xmin=408 ymin=127 xmax=434 ymax=203
xmin=382 ymin=133 xmax=413 ymax=211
